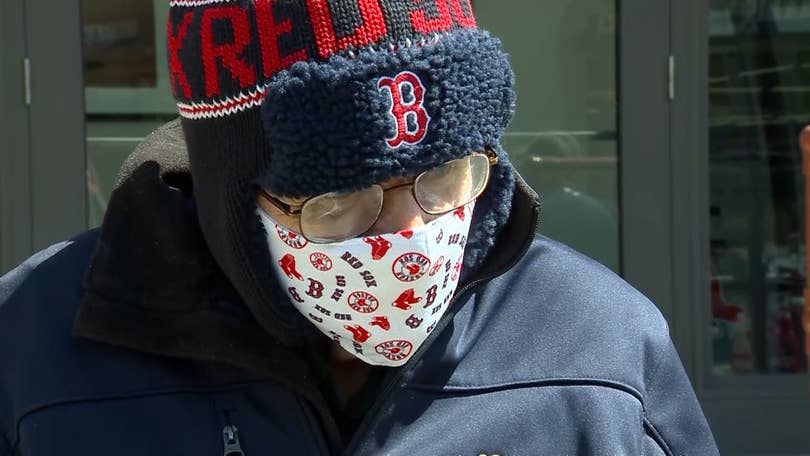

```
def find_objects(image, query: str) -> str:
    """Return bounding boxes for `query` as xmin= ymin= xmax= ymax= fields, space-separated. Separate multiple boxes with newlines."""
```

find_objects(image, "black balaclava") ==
xmin=168 ymin=0 xmax=516 ymax=346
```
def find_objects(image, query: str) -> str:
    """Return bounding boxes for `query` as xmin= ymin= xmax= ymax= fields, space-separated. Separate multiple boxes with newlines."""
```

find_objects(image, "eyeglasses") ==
xmin=257 ymin=151 xmax=498 ymax=243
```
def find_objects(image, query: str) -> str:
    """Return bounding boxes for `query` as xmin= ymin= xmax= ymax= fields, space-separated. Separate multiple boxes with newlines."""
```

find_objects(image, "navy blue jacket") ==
xmin=0 ymin=237 xmax=719 ymax=454
xmin=0 ymin=126 xmax=717 ymax=455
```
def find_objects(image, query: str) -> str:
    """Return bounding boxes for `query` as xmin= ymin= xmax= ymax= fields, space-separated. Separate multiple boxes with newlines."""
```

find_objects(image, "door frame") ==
xmin=622 ymin=0 xmax=810 ymax=453
xmin=0 ymin=0 xmax=86 ymax=275
xmin=0 ymin=0 xmax=33 ymax=274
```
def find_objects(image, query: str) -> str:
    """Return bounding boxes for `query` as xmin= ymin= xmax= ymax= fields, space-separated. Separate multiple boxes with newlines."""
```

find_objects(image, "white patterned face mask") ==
xmin=257 ymin=202 xmax=474 ymax=366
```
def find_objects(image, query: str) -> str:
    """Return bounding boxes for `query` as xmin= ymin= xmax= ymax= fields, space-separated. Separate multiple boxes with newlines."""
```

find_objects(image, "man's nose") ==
xmin=366 ymin=185 xmax=438 ymax=236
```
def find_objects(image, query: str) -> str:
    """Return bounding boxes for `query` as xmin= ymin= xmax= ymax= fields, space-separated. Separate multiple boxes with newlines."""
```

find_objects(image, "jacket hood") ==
xmin=74 ymin=120 xmax=540 ymax=365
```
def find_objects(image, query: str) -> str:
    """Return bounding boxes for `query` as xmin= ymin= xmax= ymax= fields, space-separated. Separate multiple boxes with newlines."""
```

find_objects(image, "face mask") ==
xmin=257 ymin=202 xmax=474 ymax=366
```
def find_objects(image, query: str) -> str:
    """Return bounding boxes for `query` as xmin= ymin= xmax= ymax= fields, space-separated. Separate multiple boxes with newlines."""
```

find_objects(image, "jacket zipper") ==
xmin=221 ymin=411 xmax=245 ymax=456
xmin=344 ymin=204 xmax=541 ymax=455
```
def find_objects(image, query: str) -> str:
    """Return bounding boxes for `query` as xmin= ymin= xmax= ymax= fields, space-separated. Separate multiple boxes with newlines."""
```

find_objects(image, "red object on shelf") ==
xmin=711 ymin=274 xmax=741 ymax=322
xmin=799 ymin=126 xmax=810 ymax=365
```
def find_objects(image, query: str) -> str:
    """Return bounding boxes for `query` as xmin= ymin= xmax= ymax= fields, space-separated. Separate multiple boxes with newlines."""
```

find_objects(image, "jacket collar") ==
xmin=72 ymin=120 xmax=541 ymax=375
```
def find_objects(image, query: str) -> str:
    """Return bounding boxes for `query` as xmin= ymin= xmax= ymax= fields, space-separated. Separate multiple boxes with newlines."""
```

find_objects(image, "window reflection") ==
xmin=81 ymin=0 xmax=156 ymax=87
xmin=709 ymin=0 xmax=810 ymax=375
xmin=476 ymin=0 xmax=620 ymax=272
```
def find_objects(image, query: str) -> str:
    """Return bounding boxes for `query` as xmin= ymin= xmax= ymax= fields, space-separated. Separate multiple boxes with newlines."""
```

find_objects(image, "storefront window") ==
xmin=81 ymin=0 xmax=156 ymax=87
xmin=476 ymin=0 xmax=620 ymax=272
xmin=709 ymin=1 xmax=810 ymax=375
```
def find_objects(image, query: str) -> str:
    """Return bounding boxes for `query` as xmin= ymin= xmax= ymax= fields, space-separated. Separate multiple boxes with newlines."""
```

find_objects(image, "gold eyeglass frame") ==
xmin=257 ymin=149 xmax=499 ymax=242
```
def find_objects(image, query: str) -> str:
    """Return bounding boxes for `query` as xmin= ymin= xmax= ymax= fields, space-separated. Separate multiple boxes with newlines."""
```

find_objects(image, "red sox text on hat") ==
xmin=168 ymin=0 xmax=476 ymax=119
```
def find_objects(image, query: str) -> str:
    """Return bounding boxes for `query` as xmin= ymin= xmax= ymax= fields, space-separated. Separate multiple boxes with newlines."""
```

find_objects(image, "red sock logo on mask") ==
xmin=392 ymin=288 xmax=422 ymax=310
xmin=370 ymin=316 xmax=391 ymax=331
xmin=279 ymin=254 xmax=304 ymax=280
xmin=364 ymin=235 xmax=393 ymax=260
xmin=345 ymin=325 xmax=372 ymax=343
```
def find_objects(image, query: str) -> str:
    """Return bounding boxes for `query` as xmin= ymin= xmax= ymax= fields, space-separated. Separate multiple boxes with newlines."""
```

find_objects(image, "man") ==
xmin=0 ymin=1 xmax=717 ymax=454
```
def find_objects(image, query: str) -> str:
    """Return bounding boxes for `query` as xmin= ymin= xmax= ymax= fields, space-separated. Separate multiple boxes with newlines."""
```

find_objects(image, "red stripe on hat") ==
xmin=177 ymin=86 xmax=267 ymax=118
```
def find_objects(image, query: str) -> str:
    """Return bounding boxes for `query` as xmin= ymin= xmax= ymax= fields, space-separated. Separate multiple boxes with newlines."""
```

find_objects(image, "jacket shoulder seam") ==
xmin=643 ymin=416 xmax=674 ymax=456
xmin=408 ymin=378 xmax=645 ymax=405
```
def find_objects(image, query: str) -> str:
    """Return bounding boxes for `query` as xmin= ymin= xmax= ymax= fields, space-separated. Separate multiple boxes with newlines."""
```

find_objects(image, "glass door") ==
xmin=707 ymin=0 xmax=810 ymax=376
xmin=694 ymin=1 xmax=810 ymax=453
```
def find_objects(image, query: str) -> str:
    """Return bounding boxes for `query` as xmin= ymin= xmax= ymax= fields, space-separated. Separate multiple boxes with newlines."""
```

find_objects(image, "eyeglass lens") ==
xmin=300 ymin=186 xmax=384 ymax=243
xmin=415 ymin=154 xmax=490 ymax=214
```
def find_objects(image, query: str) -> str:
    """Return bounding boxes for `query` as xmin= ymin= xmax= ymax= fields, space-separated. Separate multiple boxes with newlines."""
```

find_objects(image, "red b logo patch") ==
xmin=378 ymin=71 xmax=431 ymax=149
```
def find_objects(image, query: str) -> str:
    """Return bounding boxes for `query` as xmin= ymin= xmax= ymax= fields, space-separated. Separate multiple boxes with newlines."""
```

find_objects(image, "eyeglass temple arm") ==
xmin=486 ymin=148 xmax=500 ymax=165
xmin=258 ymin=189 xmax=304 ymax=215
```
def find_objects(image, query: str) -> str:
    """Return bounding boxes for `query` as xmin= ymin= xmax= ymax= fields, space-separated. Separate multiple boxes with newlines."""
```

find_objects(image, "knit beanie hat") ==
xmin=167 ymin=0 xmax=516 ymax=345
